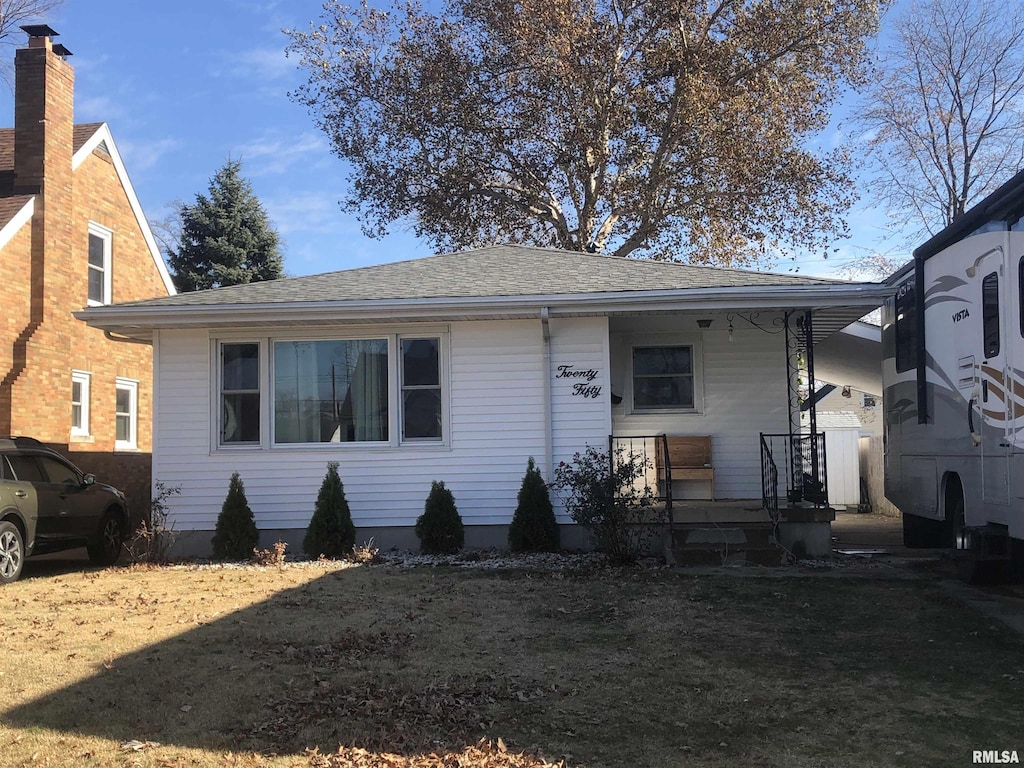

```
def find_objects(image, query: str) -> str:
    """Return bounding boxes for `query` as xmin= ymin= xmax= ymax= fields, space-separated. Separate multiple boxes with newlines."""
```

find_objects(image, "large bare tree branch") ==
xmin=286 ymin=0 xmax=882 ymax=265
xmin=856 ymin=0 xmax=1024 ymax=242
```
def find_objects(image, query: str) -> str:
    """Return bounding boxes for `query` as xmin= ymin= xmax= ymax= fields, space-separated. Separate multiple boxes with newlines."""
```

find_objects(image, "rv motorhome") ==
xmin=883 ymin=171 xmax=1024 ymax=582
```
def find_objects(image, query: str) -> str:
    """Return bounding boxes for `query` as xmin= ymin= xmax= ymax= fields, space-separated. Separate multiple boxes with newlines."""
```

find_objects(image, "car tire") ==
xmin=87 ymin=509 xmax=124 ymax=566
xmin=0 ymin=520 xmax=25 ymax=584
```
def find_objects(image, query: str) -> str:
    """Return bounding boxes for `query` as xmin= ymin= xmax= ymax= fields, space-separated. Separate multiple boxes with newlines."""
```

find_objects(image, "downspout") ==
xmin=541 ymin=307 xmax=553 ymax=482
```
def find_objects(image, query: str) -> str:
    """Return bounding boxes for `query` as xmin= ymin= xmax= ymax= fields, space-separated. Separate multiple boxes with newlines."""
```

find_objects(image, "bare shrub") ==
xmin=123 ymin=481 xmax=181 ymax=564
xmin=253 ymin=541 xmax=288 ymax=568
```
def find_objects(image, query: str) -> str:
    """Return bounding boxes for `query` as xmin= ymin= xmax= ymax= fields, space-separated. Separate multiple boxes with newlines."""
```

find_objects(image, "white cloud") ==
xmin=262 ymin=190 xmax=346 ymax=235
xmin=218 ymin=46 xmax=295 ymax=82
xmin=115 ymin=137 xmax=182 ymax=173
xmin=75 ymin=94 xmax=127 ymax=123
xmin=235 ymin=131 xmax=331 ymax=176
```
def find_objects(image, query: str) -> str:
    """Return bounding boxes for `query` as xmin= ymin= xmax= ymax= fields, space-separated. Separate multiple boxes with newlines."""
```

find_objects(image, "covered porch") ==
xmin=605 ymin=304 xmax=870 ymax=563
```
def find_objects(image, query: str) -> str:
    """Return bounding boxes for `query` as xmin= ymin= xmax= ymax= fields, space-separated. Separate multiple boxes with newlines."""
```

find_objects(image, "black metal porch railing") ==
xmin=760 ymin=434 xmax=780 ymax=524
xmin=759 ymin=432 xmax=829 ymax=512
xmin=607 ymin=434 xmax=674 ymax=531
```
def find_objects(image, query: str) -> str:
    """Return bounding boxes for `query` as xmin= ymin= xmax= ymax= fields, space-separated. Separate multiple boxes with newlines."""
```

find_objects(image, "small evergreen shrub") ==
xmin=508 ymin=457 xmax=560 ymax=552
xmin=211 ymin=472 xmax=259 ymax=561
xmin=415 ymin=481 xmax=464 ymax=554
xmin=303 ymin=462 xmax=356 ymax=558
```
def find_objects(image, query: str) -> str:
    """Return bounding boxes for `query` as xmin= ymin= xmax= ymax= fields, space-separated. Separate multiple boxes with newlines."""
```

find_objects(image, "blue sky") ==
xmin=0 ymin=0 xmax=906 ymax=279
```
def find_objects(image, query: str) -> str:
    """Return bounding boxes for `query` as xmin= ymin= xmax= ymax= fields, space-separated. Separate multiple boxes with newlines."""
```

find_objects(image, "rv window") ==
xmin=1019 ymin=258 xmax=1024 ymax=337
xmin=983 ymin=272 xmax=999 ymax=358
xmin=894 ymin=285 xmax=917 ymax=373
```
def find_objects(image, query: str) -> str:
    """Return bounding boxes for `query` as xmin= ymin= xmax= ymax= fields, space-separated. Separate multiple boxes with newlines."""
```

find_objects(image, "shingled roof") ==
xmin=114 ymin=244 xmax=852 ymax=309
xmin=0 ymin=122 xmax=104 ymax=221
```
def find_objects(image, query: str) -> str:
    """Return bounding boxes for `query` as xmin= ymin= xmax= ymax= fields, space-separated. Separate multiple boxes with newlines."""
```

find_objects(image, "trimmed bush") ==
xmin=508 ymin=457 xmax=560 ymax=552
xmin=415 ymin=481 xmax=464 ymax=554
xmin=211 ymin=472 xmax=259 ymax=561
xmin=303 ymin=462 xmax=356 ymax=558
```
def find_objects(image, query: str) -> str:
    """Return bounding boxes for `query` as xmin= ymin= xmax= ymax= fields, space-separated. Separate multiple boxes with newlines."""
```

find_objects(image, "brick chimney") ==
xmin=14 ymin=25 xmax=74 ymax=195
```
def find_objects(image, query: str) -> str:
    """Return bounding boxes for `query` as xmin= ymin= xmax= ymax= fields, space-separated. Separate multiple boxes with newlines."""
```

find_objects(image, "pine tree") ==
xmin=303 ymin=462 xmax=356 ymax=558
xmin=168 ymin=159 xmax=283 ymax=292
xmin=509 ymin=457 xmax=560 ymax=552
xmin=211 ymin=472 xmax=259 ymax=560
xmin=415 ymin=481 xmax=464 ymax=554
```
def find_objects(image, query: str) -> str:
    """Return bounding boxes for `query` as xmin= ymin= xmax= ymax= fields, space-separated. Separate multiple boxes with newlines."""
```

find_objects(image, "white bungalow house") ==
xmin=78 ymin=245 xmax=888 ymax=558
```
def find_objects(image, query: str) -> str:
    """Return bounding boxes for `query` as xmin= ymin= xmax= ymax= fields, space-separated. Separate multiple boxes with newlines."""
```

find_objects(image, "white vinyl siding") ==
xmin=610 ymin=316 xmax=789 ymax=500
xmin=154 ymin=321 xmax=550 ymax=531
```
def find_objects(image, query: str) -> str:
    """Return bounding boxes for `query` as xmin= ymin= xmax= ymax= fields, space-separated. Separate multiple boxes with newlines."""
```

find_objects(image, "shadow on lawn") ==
xmin=2 ymin=567 xmax=563 ymax=764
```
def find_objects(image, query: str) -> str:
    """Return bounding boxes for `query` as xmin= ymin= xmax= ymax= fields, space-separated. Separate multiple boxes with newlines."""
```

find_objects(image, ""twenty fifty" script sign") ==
xmin=556 ymin=364 xmax=602 ymax=399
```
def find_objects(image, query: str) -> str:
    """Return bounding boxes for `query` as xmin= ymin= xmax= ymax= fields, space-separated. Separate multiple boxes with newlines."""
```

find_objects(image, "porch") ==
xmin=601 ymin=303 xmax=857 ymax=562
xmin=610 ymin=431 xmax=834 ymax=563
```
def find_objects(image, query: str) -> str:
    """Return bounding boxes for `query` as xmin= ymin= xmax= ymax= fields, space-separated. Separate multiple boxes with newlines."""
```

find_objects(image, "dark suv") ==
xmin=0 ymin=437 xmax=128 ymax=584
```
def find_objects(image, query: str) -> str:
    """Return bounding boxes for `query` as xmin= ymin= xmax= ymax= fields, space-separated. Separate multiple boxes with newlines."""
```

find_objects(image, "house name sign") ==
xmin=556 ymin=364 xmax=602 ymax=399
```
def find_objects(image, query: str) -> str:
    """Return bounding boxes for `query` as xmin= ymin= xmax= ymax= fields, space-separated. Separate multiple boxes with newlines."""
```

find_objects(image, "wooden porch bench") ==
xmin=655 ymin=435 xmax=715 ymax=501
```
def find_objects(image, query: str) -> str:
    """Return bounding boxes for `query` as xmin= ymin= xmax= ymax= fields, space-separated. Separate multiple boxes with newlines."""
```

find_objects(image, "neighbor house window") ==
xmin=71 ymin=371 xmax=90 ymax=436
xmin=87 ymin=223 xmax=112 ymax=306
xmin=221 ymin=343 xmax=261 ymax=445
xmin=115 ymin=378 xmax=138 ymax=450
xmin=632 ymin=345 xmax=694 ymax=410
xmin=401 ymin=337 xmax=442 ymax=441
xmin=273 ymin=338 xmax=388 ymax=444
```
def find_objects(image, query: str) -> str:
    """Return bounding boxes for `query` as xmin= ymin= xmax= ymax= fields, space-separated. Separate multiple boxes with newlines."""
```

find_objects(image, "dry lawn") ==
xmin=1 ymin=559 xmax=1022 ymax=768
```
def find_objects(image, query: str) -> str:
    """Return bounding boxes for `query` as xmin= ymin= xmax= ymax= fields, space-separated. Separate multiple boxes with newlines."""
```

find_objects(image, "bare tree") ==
xmin=0 ymin=0 xmax=65 ymax=84
xmin=856 ymin=0 xmax=1024 ymax=242
xmin=286 ymin=0 xmax=883 ymax=266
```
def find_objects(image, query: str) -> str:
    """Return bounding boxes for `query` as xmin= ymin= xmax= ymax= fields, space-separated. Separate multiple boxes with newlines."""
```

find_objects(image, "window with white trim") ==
xmin=632 ymin=345 xmax=695 ymax=410
xmin=273 ymin=338 xmax=388 ymax=444
xmin=401 ymin=337 xmax=442 ymax=441
xmin=115 ymin=378 xmax=138 ymax=450
xmin=221 ymin=343 xmax=261 ymax=445
xmin=71 ymin=371 xmax=90 ymax=436
xmin=87 ymin=223 xmax=113 ymax=306
xmin=215 ymin=333 xmax=447 ymax=449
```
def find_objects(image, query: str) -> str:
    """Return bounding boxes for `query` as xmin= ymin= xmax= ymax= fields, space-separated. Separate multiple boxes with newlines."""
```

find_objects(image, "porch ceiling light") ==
xmin=696 ymin=318 xmax=713 ymax=328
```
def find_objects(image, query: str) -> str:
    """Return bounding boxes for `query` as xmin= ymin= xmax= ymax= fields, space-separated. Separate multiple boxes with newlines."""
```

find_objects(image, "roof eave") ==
xmin=76 ymin=283 xmax=889 ymax=333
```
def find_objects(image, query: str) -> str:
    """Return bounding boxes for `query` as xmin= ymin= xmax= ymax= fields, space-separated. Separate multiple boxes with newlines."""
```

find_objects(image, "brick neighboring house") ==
xmin=0 ymin=27 xmax=175 ymax=518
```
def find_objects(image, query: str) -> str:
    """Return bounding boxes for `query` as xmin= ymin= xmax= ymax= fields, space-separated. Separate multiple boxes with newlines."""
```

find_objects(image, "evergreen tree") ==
xmin=415 ymin=481 xmax=464 ymax=554
xmin=508 ymin=457 xmax=560 ymax=553
xmin=303 ymin=462 xmax=356 ymax=558
xmin=211 ymin=472 xmax=259 ymax=560
xmin=168 ymin=159 xmax=283 ymax=292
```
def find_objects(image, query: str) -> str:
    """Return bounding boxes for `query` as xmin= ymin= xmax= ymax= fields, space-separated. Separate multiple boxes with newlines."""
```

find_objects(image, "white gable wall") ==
xmin=609 ymin=315 xmax=789 ymax=500
xmin=153 ymin=317 xmax=612 ymax=534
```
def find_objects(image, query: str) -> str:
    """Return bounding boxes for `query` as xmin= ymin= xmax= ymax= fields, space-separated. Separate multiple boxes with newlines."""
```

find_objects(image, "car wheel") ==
xmin=0 ymin=520 xmax=25 ymax=584
xmin=87 ymin=509 xmax=124 ymax=566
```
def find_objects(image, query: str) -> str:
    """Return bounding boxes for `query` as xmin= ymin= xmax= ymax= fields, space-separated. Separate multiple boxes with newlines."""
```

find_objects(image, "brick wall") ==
xmin=0 ymin=39 xmax=171 ymax=501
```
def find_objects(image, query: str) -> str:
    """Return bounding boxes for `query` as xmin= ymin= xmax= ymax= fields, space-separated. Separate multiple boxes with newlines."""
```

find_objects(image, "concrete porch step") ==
xmin=665 ymin=522 xmax=784 ymax=566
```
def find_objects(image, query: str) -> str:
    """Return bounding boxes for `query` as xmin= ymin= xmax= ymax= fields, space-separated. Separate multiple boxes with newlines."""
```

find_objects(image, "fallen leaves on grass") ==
xmin=250 ymin=675 xmax=558 ymax=755
xmin=304 ymin=738 xmax=565 ymax=767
